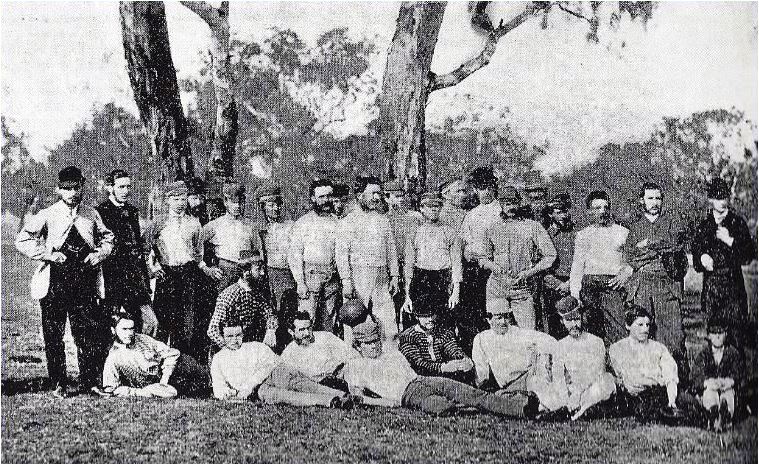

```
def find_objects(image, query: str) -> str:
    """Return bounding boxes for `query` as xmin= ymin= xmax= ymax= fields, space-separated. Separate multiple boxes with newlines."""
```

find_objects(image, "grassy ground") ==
xmin=2 ymin=218 xmax=757 ymax=463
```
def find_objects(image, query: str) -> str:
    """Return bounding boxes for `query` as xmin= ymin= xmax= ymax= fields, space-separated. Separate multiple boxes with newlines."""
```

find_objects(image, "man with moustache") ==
xmin=625 ymin=182 xmax=690 ymax=383
xmin=692 ymin=179 xmax=755 ymax=350
xmin=337 ymin=176 xmax=400 ymax=348
xmin=289 ymin=179 xmax=341 ymax=331
xmin=96 ymin=169 xmax=157 ymax=336
xmin=438 ymin=178 xmax=469 ymax=231
xmin=570 ymin=190 xmax=633 ymax=345
xmin=16 ymin=166 xmax=114 ymax=397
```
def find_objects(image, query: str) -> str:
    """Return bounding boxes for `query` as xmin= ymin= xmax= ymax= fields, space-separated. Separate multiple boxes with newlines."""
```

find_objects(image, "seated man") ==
xmin=471 ymin=303 xmax=565 ymax=414
xmin=398 ymin=298 xmax=474 ymax=383
xmin=345 ymin=316 xmax=537 ymax=418
xmin=102 ymin=311 xmax=209 ymax=398
xmin=280 ymin=311 xmax=358 ymax=390
xmin=690 ymin=316 xmax=746 ymax=431
xmin=553 ymin=296 xmax=616 ymax=420
xmin=210 ymin=320 xmax=357 ymax=408
xmin=609 ymin=305 xmax=680 ymax=422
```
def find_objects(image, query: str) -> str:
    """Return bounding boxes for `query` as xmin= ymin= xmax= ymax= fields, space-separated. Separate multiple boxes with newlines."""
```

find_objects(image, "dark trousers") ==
xmin=40 ymin=267 xmax=109 ymax=389
xmin=702 ymin=268 xmax=751 ymax=350
xmin=103 ymin=259 xmax=150 ymax=332
xmin=454 ymin=260 xmax=491 ymax=355
xmin=579 ymin=275 xmax=628 ymax=345
xmin=402 ymin=376 xmax=529 ymax=417
xmin=542 ymin=280 xmax=570 ymax=339
xmin=153 ymin=263 xmax=202 ymax=359
xmin=169 ymin=353 xmax=211 ymax=397
xmin=406 ymin=268 xmax=453 ymax=330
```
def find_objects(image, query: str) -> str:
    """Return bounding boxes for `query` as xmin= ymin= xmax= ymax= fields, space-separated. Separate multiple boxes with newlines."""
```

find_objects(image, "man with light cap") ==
xmin=402 ymin=191 xmax=462 ymax=330
xmin=471 ymin=302 xmax=566 ymax=416
xmin=289 ymin=179 xmax=341 ymax=331
xmin=337 ymin=176 xmax=400 ymax=348
xmin=346 ymin=316 xmax=539 ymax=418
xmin=553 ymin=296 xmax=616 ymax=420
xmin=480 ymin=184 xmax=556 ymax=330
xmin=398 ymin=298 xmax=474 ymax=384
xmin=543 ymin=193 xmax=576 ymax=338
xmin=692 ymin=178 xmax=755 ymax=350
xmin=143 ymin=180 xmax=204 ymax=358
xmin=456 ymin=166 xmax=503 ymax=354
xmin=207 ymin=249 xmax=278 ymax=351
xmin=201 ymin=182 xmax=261 ymax=292
xmin=256 ymin=183 xmax=295 ymax=316
xmin=16 ymin=165 xmax=114 ymax=397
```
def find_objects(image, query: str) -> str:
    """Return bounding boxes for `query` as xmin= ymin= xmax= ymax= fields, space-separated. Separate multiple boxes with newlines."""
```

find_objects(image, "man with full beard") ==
xmin=337 ymin=176 xmax=400 ymax=349
xmin=288 ymin=179 xmax=341 ymax=332
xmin=625 ymin=182 xmax=690 ymax=383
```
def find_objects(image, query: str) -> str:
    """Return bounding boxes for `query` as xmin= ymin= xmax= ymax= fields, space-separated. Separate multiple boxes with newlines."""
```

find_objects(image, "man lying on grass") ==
xmin=345 ymin=316 xmax=540 ymax=418
xmin=211 ymin=319 xmax=359 ymax=409
xmin=102 ymin=310 xmax=209 ymax=398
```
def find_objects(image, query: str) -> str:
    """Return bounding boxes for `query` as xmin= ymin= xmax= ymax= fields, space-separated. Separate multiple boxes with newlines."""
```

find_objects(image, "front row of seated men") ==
xmin=101 ymin=289 xmax=745 ymax=430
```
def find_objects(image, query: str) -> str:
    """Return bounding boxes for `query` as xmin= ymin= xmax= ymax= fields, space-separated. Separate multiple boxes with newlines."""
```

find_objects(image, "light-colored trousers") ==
xmin=486 ymin=295 xmax=535 ymax=329
xmin=298 ymin=263 xmax=340 ymax=332
xmin=258 ymin=364 xmax=344 ymax=407
xmin=702 ymin=385 xmax=736 ymax=415
xmin=352 ymin=265 xmax=397 ymax=347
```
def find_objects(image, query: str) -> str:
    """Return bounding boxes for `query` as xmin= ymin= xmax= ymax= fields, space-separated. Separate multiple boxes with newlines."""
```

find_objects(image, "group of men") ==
xmin=14 ymin=164 xmax=755 ymax=428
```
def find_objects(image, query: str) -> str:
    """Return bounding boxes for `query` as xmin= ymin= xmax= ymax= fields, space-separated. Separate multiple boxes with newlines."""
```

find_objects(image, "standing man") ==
xmin=256 ymin=184 xmax=295 ymax=317
xmin=625 ymin=182 xmax=690 ymax=383
xmin=456 ymin=167 xmax=503 ymax=354
xmin=524 ymin=178 xmax=552 ymax=230
xmin=202 ymin=182 xmax=261 ymax=293
xmin=207 ymin=250 xmax=278 ymax=352
xmin=692 ymin=178 xmax=755 ymax=349
xmin=543 ymin=193 xmax=576 ymax=338
xmin=186 ymin=177 xmax=209 ymax=225
xmin=143 ymin=181 xmax=204 ymax=359
xmin=480 ymin=185 xmax=556 ymax=330
xmin=15 ymin=166 xmax=114 ymax=397
xmin=97 ymin=169 xmax=157 ymax=336
xmin=570 ymin=190 xmax=632 ymax=345
xmin=331 ymin=183 xmax=353 ymax=220
xmin=337 ymin=176 xmax=400 ymax=348
xmin=289 ymin=179 xmax=341 ymax=331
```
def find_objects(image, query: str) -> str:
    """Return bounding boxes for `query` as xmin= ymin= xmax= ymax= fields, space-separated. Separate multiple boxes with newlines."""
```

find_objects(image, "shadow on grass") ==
xmin=1 ymin=376 xmax=51 ymax=395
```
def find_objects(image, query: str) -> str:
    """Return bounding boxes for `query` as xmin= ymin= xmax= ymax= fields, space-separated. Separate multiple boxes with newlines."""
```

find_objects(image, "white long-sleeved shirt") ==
xmin=344 ymin=350 xmax=417 ymax=405
xmin=609 ymin=337 xmax=678 ymax=394
xmin=472 ymin=327 xmax=557 ymax=387
xmin=203 ymin=214 xmax=261 ymax=263
xmin=288 ymin=211 xmax=337 ymax=284
xmin=555 ymin=332 xmax=609 ymax=398
xmin=569 ymin=224 xmax=629 ymax=298
xmin=336 ymin=209 xmax=399 ymax=280
xmin=211 ymin=342 xmax=281 ymax=399
xmin=280 ymin=331 xmax=359 ymax=380
xmin=458 ymin=200 xmax=502 ymax=259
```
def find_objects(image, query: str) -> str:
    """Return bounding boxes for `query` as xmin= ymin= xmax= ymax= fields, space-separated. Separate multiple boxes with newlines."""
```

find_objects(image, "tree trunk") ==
xmin=181 ymin=1 xmax=237 ymax=220
xmin=119 ymin=1 xmax=194 ymax=218
xmin=378 ymin=2 xmax=446 ymax=192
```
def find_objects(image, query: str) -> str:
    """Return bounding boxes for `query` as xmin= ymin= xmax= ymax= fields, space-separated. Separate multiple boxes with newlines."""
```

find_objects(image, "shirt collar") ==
xmin=109 ymin=195 xmax=125 ymax=208
xmin=644 ymin=213 xmax=660 ymax=223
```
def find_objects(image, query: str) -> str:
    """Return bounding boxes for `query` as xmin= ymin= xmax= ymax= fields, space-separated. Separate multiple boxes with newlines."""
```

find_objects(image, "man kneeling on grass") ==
xmin=345 ymin=316 xmax=538 ymax=418
xmin=553 ymin=296 xmax=616 ymax=420
xmin=211 ymin=319 xmax=358 ymax=408
xmin=102 ymin=311 xmax=209 ymax=398
xmin=609 ymin=304 xmax=682 ymax=422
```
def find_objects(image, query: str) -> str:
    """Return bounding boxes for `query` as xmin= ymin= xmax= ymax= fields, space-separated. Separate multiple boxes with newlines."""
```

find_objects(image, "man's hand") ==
xmin=448 ymin=286 xmax=460 ymax=309
xmin=700 ymin=253 xmax=714 ymax=272
xmin=635 ymin=238 xmax=650 ymax=249
xmin=296 ymin=283 xmax=310 ymax=300
xmin=204 ymin=266 xmax=223 ymax=281
xmin=703 ymin=378 xmax=720 ymax=391
xmin=514 ymin=269 xmax=531 ymax=284
xmin=47 ymin=251 xmax=67 ymax=264
xmin=263 ymin=330 xmax=277 ymax=348
xmin=389 ymin=277 xmax=400 ymax=296
xmin=609 ymin=266 xmax=632 ymax=289
xmin=401 ymin=297 xmax=413 ymax=314
xmin=558 ymin=280 xmax=571 ymax=294
xmin=455 ymin=357 xmax=474 ymax=372
xmin=342 ymin=279 xmax=355 ymax=298
xmin=83 ymin=252 xmax=103 ymax=267
xmin=716 ymin=226 xmax=734 ymax=246
xmin=153 ymin=268 xmax=166 ymax=281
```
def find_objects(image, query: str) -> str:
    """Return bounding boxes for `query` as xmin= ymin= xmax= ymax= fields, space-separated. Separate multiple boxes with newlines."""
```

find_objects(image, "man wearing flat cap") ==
xmin=543 ymin=193 xmax=576 ymax=338
xmin=402 ymin=191 xmax=462 ymax=331
xmin=553 ymin=296 xmax=616 ymax=420
xmin=142 ymin=180 xmax=204 ymax=359
xmin=480 ymin=184 xmax=557 ymax=330
xmin=207 ymin=249 xmax=278 ymax=351
xmin=438 ymin=178 xmax=469 ymax=231
xmin=692 ymin=178 xmax=755 ymax=350
xmin=16 ymin=166 xmax=114 ymax=397
xmin=256 ymin=183 xmax=296 ymax=321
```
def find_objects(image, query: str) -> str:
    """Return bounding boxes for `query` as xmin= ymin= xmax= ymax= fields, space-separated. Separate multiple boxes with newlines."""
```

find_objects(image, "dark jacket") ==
xmin=690 ymin=343 xmax=746 ymax=394
xmin=692 ymin=211 xmax=755 ymax=274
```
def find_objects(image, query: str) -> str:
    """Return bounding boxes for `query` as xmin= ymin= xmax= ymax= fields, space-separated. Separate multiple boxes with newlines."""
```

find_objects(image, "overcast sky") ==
xmin=1 ymin=1 xmax=757 ymax=174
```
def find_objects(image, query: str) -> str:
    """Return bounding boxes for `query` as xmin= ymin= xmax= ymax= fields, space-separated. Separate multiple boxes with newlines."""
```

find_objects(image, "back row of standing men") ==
xmin=15 ymin=165 xmax=755 ymax=400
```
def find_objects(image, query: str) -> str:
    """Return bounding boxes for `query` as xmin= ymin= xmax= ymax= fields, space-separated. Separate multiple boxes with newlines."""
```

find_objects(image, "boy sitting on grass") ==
xmin=690 ymin=317 xmax=746 ymax=431
xmin=102 ymin=310 xmax=209 ymax=398
xmin=211 ymin=319 xmax=358 ymax=409
xmin=609 ymin=304 xmax=681 ymax=423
